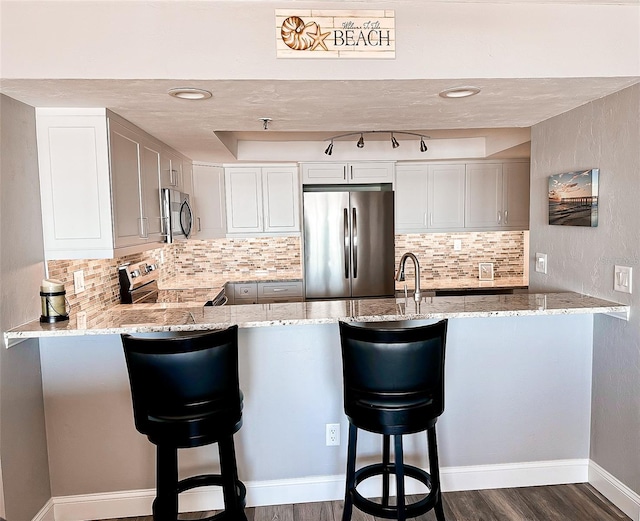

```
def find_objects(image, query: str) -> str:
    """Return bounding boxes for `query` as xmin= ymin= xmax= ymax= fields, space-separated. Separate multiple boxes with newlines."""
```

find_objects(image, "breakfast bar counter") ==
xmin=4 ymin=291 xmax=628 ymax=342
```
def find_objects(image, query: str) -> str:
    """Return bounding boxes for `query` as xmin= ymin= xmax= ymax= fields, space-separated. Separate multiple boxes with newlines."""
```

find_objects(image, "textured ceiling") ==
xmin=2 ymin=77 xmax=638 ymax=162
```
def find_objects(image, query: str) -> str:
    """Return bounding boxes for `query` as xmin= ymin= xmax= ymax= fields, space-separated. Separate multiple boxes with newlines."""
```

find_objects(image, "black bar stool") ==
xmin=338 ymin=320 xmax=448 ymax=521
xmin=121 ymin=327 xmax=247 ymax=521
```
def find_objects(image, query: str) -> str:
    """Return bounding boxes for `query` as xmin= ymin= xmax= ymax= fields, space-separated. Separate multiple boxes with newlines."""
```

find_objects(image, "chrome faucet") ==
xmin=395 ymin=252 xmax=421 ymax=303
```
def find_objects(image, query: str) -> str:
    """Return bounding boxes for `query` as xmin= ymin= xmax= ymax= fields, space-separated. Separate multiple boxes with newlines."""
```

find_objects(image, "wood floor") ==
xmin=97 ymin=483 xmax=630 ymax=521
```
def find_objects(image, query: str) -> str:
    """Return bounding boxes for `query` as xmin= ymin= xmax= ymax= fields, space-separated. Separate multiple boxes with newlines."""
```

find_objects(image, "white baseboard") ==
xmin=31 ymin=499 xmax=55 ymax=521
xmin=589 ymin=460 xmax=640 ymax=521
xmin=43 ymin=458 xmax=591 ymax=521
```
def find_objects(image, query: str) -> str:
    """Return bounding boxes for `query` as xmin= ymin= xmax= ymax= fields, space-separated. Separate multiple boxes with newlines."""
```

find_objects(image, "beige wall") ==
xmin=0 ymin=95 xmax=51 ymax=520
xmin=529 ymin=84 xmax=640 ymax=495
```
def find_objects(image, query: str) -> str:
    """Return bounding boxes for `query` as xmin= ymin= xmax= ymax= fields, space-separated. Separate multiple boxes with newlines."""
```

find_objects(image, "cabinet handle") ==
xmin=497 ymin=211 xmax=502 ymax=224
xmin=272 ymin=288 xmax=287 ymax=292
xmin=139 ymin=217 xmax=149 ymax=239
xmin=170 ymin=169 xmax=178 ymax=186
xmin=343 ymin=166 xmax=346 ymax=181
xmin=423 ymin=212 xmax=427 ymax=226
xmin=197 ymin=217 xmax=202 ymax=232
xmin=430 ymin=212 xmax=433 ymax=226
xmin=350 ymin=165 xmax=353 ymax=180
xmin=504 ymin=210 xmax=508 ymax=224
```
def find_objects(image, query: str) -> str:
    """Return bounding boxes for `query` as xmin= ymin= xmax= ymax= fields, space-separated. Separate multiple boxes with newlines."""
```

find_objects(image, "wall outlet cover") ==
xmin=535 ymin=253 xmax=548 ymax=274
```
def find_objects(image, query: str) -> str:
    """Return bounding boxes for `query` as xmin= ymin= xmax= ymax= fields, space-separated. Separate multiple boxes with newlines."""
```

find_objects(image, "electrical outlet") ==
xmin=73 ymin=270 xmax=85 ymax=293
xmin=535 ymin=253 xmax=548 ymax=274
xmin=326 ymin=423 xmax=340 ymax=446
xmin=453 ymin=239 xmax=462 ymax=251
xmin=76 ymin=311 xmax=87 ymax=329
xmin=614 ymin=265 xmax=632 ymax=294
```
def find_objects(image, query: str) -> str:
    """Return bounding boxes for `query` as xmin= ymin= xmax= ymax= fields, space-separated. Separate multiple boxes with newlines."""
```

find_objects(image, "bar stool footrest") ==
xmin=351 ymin=463 xmax=439 ymax=519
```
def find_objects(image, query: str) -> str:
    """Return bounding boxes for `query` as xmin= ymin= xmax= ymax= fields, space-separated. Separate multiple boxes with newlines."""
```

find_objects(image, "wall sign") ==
xmin=275 ymin=9 xmax=395 ymax=59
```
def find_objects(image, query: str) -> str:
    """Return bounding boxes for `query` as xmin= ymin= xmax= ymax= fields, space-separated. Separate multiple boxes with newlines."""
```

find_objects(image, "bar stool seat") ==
xmin=339 ymin=320 xmax=449 ymax=521
xmin=121 ymin=327 xmax=247 ymax=521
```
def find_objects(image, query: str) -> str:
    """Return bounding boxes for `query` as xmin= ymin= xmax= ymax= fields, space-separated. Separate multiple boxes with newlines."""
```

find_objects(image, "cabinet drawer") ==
xmin=259 ymin=281 xmax=302 ymax=300
xmin=234 ymin=283 xmax=258 ymax=299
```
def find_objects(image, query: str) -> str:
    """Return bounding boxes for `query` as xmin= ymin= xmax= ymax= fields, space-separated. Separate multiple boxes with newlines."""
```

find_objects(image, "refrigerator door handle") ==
xmin=344 ymin=208 xmax=350 ymax=279
xmin=352 ymin=207 xmax=358 ymax=279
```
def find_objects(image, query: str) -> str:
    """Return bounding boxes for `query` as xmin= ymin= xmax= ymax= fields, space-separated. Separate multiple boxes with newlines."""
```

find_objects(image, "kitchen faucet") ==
xmin=395 ymin=252 xmax=421 ymax=303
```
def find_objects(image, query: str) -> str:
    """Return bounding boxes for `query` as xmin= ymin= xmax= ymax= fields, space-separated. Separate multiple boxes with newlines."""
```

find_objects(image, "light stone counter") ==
xmin=4 ymin=292 xmax=628 ymax=344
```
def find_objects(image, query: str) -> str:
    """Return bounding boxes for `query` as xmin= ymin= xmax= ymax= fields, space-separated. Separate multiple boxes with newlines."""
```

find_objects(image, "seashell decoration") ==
xmin=281 ymin=16 xmax=318 ymax=51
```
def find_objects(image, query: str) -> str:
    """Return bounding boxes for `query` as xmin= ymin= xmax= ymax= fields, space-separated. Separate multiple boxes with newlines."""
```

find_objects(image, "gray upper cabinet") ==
xmin=395 ymin=163 xmax=465 ymax=232
xmin=35 ymin=108 xmax=188 ymax=259
xmin=192 ymin=163 xmax=226 ymax=239
xmin=301 ymin=162 xmax=394 ymax=184
xmin=465 ymin=162 xmax=530 ymax=230
xmin=225 ymin=165 xmax=300 ymax=235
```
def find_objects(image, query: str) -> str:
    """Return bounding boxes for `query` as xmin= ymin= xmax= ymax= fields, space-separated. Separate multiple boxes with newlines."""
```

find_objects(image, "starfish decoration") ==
xmin=309 ymin=23 xmax=331 ymax=51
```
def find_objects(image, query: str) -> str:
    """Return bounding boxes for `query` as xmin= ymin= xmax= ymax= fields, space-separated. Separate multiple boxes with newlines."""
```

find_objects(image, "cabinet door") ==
xmin=35 ymin=111 xmax=114 ymax=259
xmin=395 ymin=164 xmax=428 ymax=231
xmin=503 ymin=162 xmax=530 ymax=229
xmin=349 ymin=162 xmax=394 ymax=183
xmin=428 ymin=164 xmax=465 ymax=229
xmin=140 ymin=139 xmax=163 ymax=242
xmin=301 ymin=163 xmax=348 ymax=184
xmin=109 ymin=120 xmax=145 ymax=248
xmin=262 ymin=167 xmax=300 ymax=232
xmin=225 ymin=168 xmax=263 ymax=233
xmin=192 ymin=164 xmax=226 ymax=239
xmin=465 ymin=163 xmax=503 ymax=228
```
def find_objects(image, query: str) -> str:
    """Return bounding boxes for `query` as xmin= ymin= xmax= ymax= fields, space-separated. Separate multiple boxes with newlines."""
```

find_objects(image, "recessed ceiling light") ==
xmin=167 ymin=88 xmax=212 ymax=100
xmin=439 ymin=86 xmax=481 ymax=99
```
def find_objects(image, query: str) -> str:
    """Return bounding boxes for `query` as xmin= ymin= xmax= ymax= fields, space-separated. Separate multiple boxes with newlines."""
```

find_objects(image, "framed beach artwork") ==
xmin=548 ymin=169 xmax=599 ymax=227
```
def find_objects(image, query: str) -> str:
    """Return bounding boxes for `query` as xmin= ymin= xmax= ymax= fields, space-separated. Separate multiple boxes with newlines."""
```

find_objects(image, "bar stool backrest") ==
xmin=339 ymin=320 xmax=448 ymax=428
xmin=121 ymin=326 xmax=241 ymax=435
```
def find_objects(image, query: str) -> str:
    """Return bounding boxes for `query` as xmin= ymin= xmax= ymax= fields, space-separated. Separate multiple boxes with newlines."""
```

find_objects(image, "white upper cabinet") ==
xmin=36 ymin=108 xmax=186 ymax=259
xmin=109 ymin=120 xmax=162 ymax=249
xmin=160 ymin=148 xmax=187 ymax=191
xmin=465 ymin=162 xmax=530 ymax=230
xmin=502 ymin=162 xmax=530 ymax=229
xmin=192 ymin=164 xmax=226 ymax=239
xmin=395 ymin=163 xmax=465 ymax=232
xmin=225 ymin=165 xmax=300 ymax=235
xmin=301 ymin=162 xmax=394 ymax=184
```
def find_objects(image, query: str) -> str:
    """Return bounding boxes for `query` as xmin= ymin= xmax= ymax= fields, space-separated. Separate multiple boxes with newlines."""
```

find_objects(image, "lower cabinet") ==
xmin=226 ymin=281 xmax=303 ymax=305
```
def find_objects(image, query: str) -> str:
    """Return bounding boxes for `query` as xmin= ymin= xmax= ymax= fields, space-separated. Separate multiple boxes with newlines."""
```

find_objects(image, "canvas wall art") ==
xmin=548 ymin=169 xmax=599 ymax=227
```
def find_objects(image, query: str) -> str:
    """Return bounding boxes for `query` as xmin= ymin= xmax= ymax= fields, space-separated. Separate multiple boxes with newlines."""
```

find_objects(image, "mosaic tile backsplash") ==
xmin=47 ymin=232 xmax=524 ymax=315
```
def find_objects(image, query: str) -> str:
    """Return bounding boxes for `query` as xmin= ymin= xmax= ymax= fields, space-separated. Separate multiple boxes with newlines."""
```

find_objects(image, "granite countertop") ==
xmin=5 ymin=292 xmax=628 ymax=345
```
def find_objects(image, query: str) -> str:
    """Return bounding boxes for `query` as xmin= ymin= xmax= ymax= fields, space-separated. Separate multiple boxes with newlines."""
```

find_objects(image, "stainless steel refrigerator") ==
xmin=303 ymin=188 xmax=395 ymax=299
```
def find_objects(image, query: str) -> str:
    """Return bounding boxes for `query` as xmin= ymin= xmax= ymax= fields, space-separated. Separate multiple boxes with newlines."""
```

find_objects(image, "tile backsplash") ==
xmin=47 ymin=231 xmax=524 ymax=315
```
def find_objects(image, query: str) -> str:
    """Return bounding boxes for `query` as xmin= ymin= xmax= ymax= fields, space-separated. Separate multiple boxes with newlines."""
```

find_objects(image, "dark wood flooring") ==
xmin=96 ymin=483 xmax=630 ymax=521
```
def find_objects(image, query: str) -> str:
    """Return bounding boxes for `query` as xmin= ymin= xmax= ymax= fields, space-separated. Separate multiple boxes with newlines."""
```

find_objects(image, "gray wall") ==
xmin=0 ymin=94 xmax=51 ymax=520
xmin=529 ymin=84 xmax=640 ymax=494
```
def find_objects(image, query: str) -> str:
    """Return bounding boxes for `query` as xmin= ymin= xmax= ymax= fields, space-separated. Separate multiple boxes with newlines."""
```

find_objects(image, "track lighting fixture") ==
xmin=324 ymin=141 xmax=334 ymax=155
xmin=323 ymin=130 xmax=430 ymax=154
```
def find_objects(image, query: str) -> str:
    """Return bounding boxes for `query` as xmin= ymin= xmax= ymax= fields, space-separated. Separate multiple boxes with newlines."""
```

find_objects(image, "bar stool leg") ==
xmin=154 ymin=444 xmax=178 ymax=521
xmin=427 ymin=426 xmax=446 ymax=521
xmin=342 ymin=422 xmax=358 ymax=521
xmin=218 ymin=435 xmax=247 ymax=521
xmin=382 ymin=434 xmax=391 ymax=507
xmin=394 ymin=434 xmax=406 ymax=521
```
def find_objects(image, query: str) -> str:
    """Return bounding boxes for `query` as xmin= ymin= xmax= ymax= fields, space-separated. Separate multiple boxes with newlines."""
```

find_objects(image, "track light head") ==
xmin=324 ymin=141 xmax=334 ymax=156
xmin=391 ymin=134 xmax=400 ymax=149
xmin=420 ymin=137 xmax=428 ymax=152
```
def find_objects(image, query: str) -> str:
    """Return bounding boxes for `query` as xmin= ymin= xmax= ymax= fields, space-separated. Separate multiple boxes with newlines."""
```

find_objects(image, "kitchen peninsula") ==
xmin=4 ymin=292 xmax=628 ymax=517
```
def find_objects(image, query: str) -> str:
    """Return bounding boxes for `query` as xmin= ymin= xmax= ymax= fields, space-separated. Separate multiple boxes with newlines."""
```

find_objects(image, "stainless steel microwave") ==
xmin=161 ymin=188 xmax=192 ymax=243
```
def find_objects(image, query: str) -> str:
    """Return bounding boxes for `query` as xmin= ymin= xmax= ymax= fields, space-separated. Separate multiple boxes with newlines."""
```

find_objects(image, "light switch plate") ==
xmin=73 ymin=270 xmax=85 ymax=293
xmin=614 ymin=265 xmax=632 ymax=294
xmin=535 ymin=253 xmax=548 ymax=274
